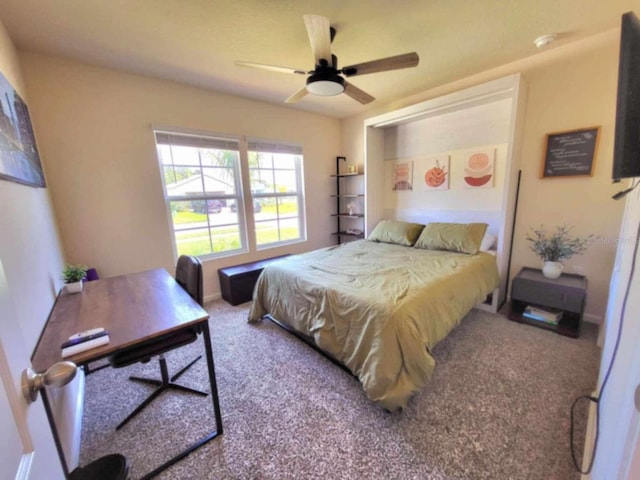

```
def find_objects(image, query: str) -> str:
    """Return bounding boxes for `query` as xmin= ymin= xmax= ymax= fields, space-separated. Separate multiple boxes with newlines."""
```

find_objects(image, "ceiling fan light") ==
xmin=306 ymin=72 xmax=345 ymax=96
xmin=306 ymin=80 xmax=344 ymax=96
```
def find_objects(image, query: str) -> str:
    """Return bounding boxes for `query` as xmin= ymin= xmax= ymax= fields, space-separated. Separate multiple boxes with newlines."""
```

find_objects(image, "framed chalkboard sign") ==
xmin=541 ymin=127 xmax=600 ymax=178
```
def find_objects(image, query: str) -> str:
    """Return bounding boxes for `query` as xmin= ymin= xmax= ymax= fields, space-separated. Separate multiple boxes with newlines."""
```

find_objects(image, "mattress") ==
xmin=248 ymin=239 xmax=499 ymax=410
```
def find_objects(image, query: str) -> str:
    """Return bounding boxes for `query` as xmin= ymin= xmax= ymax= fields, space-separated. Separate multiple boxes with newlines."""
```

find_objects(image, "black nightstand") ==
xmin=507 ymin=267 xmax=587 ymax=338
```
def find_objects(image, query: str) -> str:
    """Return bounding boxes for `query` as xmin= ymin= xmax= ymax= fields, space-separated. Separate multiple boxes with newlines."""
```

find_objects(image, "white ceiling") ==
xmin=0 ymin=0 xmax=636 ymax=119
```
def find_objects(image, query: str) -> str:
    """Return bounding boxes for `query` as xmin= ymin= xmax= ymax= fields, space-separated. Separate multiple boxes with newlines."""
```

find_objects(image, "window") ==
xmin=155 ymin=131 xmax=247 ymax=259
xmin=155 ymin=130 xmax=306 ymax=260
xmin=248 ymin=140 xmax=305 ymax=249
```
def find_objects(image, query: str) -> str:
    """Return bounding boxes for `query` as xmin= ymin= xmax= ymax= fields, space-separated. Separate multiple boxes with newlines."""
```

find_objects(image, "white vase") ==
xmin=66 ymin=281 xmax=83 ymax=294
xmin=542 ymin=261 xmax=563 ymax=279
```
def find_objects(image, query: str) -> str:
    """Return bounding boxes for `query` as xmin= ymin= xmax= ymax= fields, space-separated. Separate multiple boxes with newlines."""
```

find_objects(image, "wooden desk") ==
xmin=32 ymin=269 xmax=223 ymax=479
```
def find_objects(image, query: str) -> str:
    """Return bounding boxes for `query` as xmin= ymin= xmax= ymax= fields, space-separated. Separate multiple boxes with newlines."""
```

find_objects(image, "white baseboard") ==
xmin=581 ymin=313 xmax=604 ymax=347
xmin=583 ymin=313 xmax=602 ymax=325
xmin=203 ymin=292 xmax=222 ymax=304
xmin=474 ymin=302 xmax=497 ymax=314
xmin=474 ymin=288 xmax=499 ymax=314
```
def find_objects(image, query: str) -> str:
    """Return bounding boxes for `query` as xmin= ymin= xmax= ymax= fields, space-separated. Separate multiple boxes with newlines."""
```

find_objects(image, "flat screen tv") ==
xmin=613 ymin=11 xmax=640 ymax=181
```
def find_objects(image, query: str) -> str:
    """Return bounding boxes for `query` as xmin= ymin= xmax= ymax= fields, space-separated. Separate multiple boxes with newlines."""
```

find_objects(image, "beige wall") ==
xmin=511 ymin=37 xmax=623 ymax=323
xmin=20 ymin=53 xmax=341 ymax=300
xmin=342 ymin=31 xmax=625 ymax=322
xmin=12 ymin=31 xmax=623 ymax=320
xmin=0 ymin=21 xmax=65 ymax=351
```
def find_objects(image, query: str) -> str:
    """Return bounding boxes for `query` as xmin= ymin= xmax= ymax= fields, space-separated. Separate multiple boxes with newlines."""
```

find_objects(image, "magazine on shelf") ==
xmin=522 ymin=311 xmax=559 ymax=325
xmin=524 ymin=305 xmax=563 ymax=322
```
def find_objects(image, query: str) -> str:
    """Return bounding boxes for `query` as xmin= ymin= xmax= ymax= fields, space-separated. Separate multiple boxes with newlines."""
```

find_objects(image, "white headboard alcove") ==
xmin=363 ymin=74 xmax=529 ymax=312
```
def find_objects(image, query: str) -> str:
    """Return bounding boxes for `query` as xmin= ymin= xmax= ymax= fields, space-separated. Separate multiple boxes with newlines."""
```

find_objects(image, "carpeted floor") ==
xmin=79 ymin=300 xmax=600 ymax=479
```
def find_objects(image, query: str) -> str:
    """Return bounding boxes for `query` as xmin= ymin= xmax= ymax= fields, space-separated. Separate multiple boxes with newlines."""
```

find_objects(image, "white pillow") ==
xmin=480 ymin=232 xmax=497 ymax=252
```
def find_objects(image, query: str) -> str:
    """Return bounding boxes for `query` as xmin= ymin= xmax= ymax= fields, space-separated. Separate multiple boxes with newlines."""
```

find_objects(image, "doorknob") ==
xmin=22 ymin=361 xmax=77 ymax=404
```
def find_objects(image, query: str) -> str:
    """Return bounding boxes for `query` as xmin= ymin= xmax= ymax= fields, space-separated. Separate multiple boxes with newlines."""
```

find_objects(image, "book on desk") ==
xmin=61 ymin=329 xmax=110 ymax=358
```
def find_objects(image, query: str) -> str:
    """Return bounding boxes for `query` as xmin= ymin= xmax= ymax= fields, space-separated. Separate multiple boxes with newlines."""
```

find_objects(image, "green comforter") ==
xmin=248 ymin=240 xmax=499 ymax=411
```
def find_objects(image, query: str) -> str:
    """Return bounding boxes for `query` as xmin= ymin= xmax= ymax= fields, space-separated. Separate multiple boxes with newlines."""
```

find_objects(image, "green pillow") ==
xmin=368 ymin=220 xmax=425 ymax=247
xmin=414 ymin=222 xmax=488 ymax=254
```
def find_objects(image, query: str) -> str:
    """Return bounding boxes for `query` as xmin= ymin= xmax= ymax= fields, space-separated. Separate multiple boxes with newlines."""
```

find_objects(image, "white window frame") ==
xmin=154 ymin=128 xmax=307 ymax=260
xmin=247 ymin=138 xmax=307 ymax=250
xmin=154 ymin=127 xmax=248 ymax=261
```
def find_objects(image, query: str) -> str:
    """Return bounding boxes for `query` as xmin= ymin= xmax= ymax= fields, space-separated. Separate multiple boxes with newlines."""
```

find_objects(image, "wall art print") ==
xmin=417 ymin=155 xmax=449 ymax=191
xmin=392 ymin=160 xmax=413 ymax=191
xmin=463 ymin=149 xmax=495 ymax=189
xmin=0 ymin=71 xmax=45 ymax=187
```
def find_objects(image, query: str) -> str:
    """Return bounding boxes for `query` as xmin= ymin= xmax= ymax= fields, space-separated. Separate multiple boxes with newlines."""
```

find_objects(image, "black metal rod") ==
xmin=119 ymin=346 xmax=208 ymax=429
xmin=84 ymin=363 xmax=109 ymax=375
xmin=503 ymin=169 xmax=522 ymax=309
xmin=171 ymin=355 xmax=202 ymax=382
xmin=116 ymin=388 xmax=165 ymax=430
xmin=265 ymin=315 xmax=355 ymax=377
xmin=336 ymin=156 xmax=346 ymax=244
xmin=137 ymin=322 xmax=223 ymax=479
xmin=118 ymin=379 xmax=208 ymax=431
xmin=138 ymin=430 xmax=220 ymax=480
xmin=202 ymin=322 xmax=223 ymax=434
xmin=128 ymin=376 xmax=163 ymax=387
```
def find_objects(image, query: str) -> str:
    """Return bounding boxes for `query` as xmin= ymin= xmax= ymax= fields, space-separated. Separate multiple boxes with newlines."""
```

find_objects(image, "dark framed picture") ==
xmin=0 ymin=71 xmax=45 ymax=187
xmin=541 ymin=127 xmax=600 ymax=178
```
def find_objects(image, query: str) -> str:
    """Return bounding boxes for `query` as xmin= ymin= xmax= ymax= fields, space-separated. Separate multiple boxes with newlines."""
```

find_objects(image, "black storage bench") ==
xmin=218 ymin=254 xmax=291 ymax=306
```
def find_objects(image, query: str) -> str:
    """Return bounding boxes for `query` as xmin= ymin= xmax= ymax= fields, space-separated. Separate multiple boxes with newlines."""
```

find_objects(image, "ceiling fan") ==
xmin=235 ymin=14 xmax=419 ymax=105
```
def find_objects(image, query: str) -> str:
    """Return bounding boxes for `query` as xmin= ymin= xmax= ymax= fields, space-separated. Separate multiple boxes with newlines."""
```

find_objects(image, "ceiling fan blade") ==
xmin=343 ymin=82 xmax=375 ymax=105
xmin=235 ymin=61 xmax=307 ymax=75
xmin=285 ymin=87 xmax=309 ymax=104
xmin=342 ymin=52 xmax=419 ymax=77
xmin=303 ymin=14 xmax=332 ymax=64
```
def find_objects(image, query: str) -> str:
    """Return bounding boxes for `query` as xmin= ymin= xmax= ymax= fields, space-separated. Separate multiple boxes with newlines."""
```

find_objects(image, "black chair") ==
xmin=108 ymin=255 xmax=208 ymax=430
xmin=69 ymin=454 xmax=128 ymax=480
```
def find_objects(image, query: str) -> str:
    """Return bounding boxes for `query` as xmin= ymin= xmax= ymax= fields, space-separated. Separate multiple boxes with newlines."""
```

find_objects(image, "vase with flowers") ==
xmin=526 ymin=225 xmax=592 ymax=279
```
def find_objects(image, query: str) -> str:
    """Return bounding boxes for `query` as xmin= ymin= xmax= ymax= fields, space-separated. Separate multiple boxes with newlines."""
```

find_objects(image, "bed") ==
xmin=248 ymin=222 xmax=499 ymax=411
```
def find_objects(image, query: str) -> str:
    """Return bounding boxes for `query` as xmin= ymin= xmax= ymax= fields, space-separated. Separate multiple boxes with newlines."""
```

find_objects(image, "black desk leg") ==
xmin=139 ymin=321 xmax=223 ymax=480
xmin=202 ymin=321 xmax=224 ymax=434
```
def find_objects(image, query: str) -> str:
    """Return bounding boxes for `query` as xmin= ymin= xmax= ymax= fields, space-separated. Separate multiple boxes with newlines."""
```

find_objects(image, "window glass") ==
xmin=175 ymin=228 xmax=213 ymax=257
xmin=201 ymin=166 xmax=237 ymax=195
xmin=277 ymin=196 xmax=299 ymax=218
xmin=274 ymin=169 xmax=297 ymax=193
xmin=156 ymin=132 xmax=246 ymax=259
xmin=248 ymin=141 xmax=305 ymax=249
xmin=250 ymin=168 xmax=275 ymax=194
xmin=156 ymin=132 xmax=306 ymax=259
xmin=279 ymin=218 xmax=301 ymax=241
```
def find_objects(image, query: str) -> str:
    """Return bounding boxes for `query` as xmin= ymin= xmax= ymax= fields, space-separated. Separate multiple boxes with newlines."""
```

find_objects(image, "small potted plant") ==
xmin=526 ymin=225 xmax=592 ymax=279
xmin=62 ymin=264 xmax=89 ymax=293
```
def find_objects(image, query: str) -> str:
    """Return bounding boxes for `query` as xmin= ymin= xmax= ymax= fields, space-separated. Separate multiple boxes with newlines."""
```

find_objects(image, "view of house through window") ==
xmin=155 ymin=130 xmax=306 ymax=260
xmin=248 ymin=140 xmax=305 ymax=249
xmin=155 ymin=132 xmax=247 ymax=258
